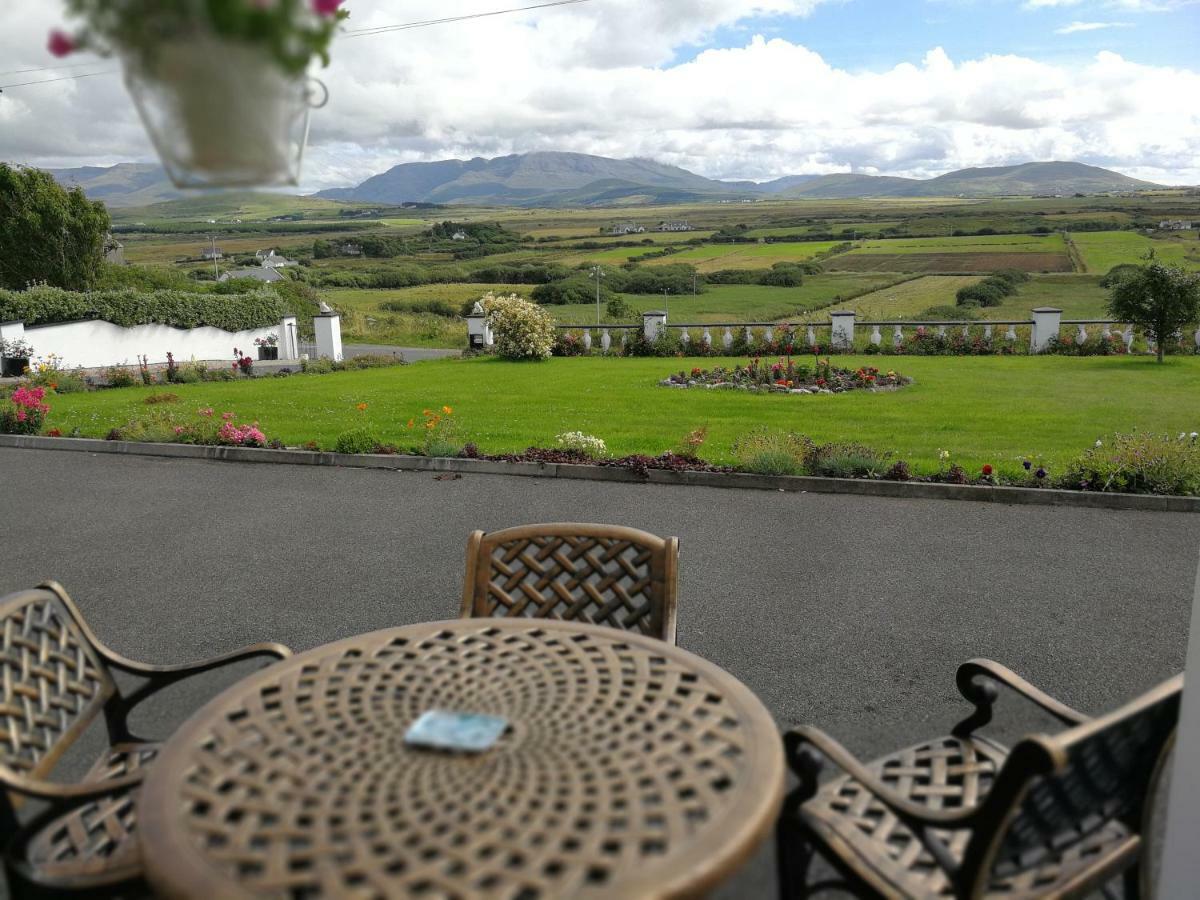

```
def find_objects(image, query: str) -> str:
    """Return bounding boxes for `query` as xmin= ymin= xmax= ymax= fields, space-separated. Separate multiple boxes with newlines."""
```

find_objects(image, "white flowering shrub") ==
xmin=556 ymin=431 xmax=608 ymax=458
xmin=481 ymin=293 xmax=556 ymax=361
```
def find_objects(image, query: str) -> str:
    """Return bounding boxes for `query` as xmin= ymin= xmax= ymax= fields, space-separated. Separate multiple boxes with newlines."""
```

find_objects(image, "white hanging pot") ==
xmin=121 ymin=38 xmax=328 ymax=189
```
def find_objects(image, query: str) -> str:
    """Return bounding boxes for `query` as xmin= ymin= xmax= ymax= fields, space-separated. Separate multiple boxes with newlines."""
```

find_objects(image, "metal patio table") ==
xmin=138 ymin=618 xmax=784 ymax=899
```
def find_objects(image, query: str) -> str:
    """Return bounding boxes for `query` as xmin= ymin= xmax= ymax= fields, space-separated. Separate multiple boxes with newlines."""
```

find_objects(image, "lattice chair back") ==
xmin=964 ymin=674 xmax=1181 ymax=894
xmin=0 ymin=588 xmax=115 ymax=797
xmin=461 ymin=523 xmax=680 ymax=644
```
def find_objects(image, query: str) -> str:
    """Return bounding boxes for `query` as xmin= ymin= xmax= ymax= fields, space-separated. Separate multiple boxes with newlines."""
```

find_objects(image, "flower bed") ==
xmin=661 ymin=358 xmax=911 ymax=394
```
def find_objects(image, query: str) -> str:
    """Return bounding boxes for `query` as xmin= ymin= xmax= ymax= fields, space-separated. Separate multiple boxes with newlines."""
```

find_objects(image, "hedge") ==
xmin=0 ymin=286 xmax=285 ymax=331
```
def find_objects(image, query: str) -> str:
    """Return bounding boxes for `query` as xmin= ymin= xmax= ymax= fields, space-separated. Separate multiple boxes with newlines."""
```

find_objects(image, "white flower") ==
xmin=938 ymin=449 xmax=950 ymax=461
xmin=1192 ymin=432 xmax=1199 ymax=440
xmin=556 ymin=432 xmax=608 ymax=458
xmin=1095 ymin=440 xmax=1103 ymax=448
xmin=1181 ymin=433 xmax=1188 ymax=440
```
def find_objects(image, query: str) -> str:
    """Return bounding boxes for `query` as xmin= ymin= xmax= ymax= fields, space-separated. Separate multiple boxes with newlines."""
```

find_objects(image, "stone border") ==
xmin=2 ymin=433 xmax=1197 ymax=514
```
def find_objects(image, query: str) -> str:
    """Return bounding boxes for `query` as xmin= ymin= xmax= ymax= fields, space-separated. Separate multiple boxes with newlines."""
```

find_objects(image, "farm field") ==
xmin=830 ymin=233 xmax=1074 ymax=274
xmin=807 ymin=276 xmax=979 ymax=321
xmin=1071 ymin=231 xmax=1200 ymax=273
xmin=548 ymin=274 xmax=904 ymax=325
xmin=981 ymin=274 xmax=1111 ymax=321
xmin=47 ymin=355 xmax=1200 ymax=475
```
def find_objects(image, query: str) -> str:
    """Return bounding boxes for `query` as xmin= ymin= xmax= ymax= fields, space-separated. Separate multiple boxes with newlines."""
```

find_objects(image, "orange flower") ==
xmin=442 ymin=405 xmax=453 ymax=415
xmin=356 ymin=402 xmax=368 ymax=412
xmin=422 ymin=409 xmax=432 ymax=417
xmin=406 ymin=419 xmax=415 ymax=428
xmin=425 ymin=422 xmax=436 ymax=430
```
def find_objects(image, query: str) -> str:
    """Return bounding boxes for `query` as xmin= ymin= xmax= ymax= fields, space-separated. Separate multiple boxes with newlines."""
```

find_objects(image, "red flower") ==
xmin=982 ymin=464 xmax=994 ymax=477
xmin=48 ymin=29 xmax=76 ymax=57
xmin=313 ymin=0 xmax=343 ymax=14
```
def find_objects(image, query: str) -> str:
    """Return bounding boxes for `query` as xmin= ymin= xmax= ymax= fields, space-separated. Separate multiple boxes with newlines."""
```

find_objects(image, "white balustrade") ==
xmin=870 ymin=325 xmax=882 ymax=347
xmin=745 ymin=326 xmax=754 ymax=344
xmin=1103 ymin=323 xmax=1112 ymax=339
xmin=1124 ymin=326 xmax=1134 ymax=351
xmin=582 ymin=329 xmax=592 ymax=352
xmin=937 ymin=325 xmax=947 ymax=337
xmin=680 ymin=328 xmax=690 ymax=346
xmin=961 ymin=324 xmax=970 ymax=338
xmin=764 ymin=326 xmax=774 ymax=343
xmin=1195 ymin=327 xmax=1200 ymax=350
xmin=893 ymin=324 xmax=903 ymax=347
xmin=723 ymin=327 xmax=733 ymax=350
xmin=1076 ymin=324 xmax=1088 ymax=344
xmin=1005 ymin=324 xmax=1017 ymax=341
xmin=807 ymin=325 xmax=817 ymax=346
xmin=702 ymin=328 xmax=712 ymax=348
xmin=983 ymin=324 xmax=993 ymax=340
xmin=601 ymin=329 xmax=611 ymax=353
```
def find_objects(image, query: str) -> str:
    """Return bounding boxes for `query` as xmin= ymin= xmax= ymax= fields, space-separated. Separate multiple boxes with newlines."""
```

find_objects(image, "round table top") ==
xmin=139 ymin=619 xmax=784 ymax=900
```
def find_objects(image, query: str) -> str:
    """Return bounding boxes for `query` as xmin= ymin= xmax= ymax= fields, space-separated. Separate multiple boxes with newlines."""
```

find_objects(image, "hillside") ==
xmin=27 ymin=153 xmax=1167 ymax=210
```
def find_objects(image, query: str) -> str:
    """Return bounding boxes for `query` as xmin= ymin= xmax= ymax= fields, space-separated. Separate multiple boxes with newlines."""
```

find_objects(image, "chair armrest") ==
xmin=1 ymin=769 xmax=145 ymax=803
xmin=98 ymin=641 xmax=293 ymax=681
xmin=955 ymin=659 xmax=1090 ymax=729
xmin=784 ymin=726 xmax=980 ymax=828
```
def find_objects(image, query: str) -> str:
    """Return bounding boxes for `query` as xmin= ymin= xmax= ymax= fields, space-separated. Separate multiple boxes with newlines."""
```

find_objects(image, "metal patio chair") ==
xmin=460 ymin=523 xmax=680 ymax=644
xmin=0 ymin=581 xmax=292 ymax=898
xmin=778 ymin=659 xmax=1181 ymax=899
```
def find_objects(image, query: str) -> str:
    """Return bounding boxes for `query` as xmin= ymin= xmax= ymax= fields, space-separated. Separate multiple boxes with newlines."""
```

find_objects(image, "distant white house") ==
xmin=219 ymin=267 xmax=285 ymax=284
xmin=338 ymin=242 xmax=363 ymax=256
xmin=200 ymin=246 xmax=224 ymax=261
xmin=1159 ymin=220 xmax=1194 ymax=231
xmin=610 ymin=222 xmax=645 ymax=236
xmin=256 ymin=249 xmax=297 ymax=268
xmin=658 ymin=220 xmax=694 ymax=232
xmin=451 ymin=230 xmax=469 ymax=241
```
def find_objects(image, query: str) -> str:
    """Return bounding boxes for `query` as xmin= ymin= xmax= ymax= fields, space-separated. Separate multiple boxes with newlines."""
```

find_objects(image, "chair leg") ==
xmin=1122 ymin=861 xmax=1142 ymax=900
xmin=776 ymin=808 xmax=818 ymax=900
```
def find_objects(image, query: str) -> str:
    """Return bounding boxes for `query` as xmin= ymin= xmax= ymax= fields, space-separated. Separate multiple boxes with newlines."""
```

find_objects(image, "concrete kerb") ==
xmin=1 ymin=433 xmax=1196 ymax=513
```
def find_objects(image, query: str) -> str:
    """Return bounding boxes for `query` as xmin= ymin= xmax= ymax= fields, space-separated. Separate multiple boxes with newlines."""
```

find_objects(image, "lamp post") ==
xmin=590 ymin=265 xmax=605 ymax=326
xmin=663 ymin=288 xmax=670 ymax=318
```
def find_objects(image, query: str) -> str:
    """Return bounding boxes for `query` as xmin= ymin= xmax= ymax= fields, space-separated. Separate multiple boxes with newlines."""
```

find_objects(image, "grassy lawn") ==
xmin=1071 ymin=231 xmax=1200 ymax=273
xmin=47 ymin=355 xmax=1200 ymax=476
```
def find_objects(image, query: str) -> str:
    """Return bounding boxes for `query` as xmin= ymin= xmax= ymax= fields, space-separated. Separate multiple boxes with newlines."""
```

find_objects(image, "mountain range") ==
xmin=40 ymin=154 xmax=1164 ymax=209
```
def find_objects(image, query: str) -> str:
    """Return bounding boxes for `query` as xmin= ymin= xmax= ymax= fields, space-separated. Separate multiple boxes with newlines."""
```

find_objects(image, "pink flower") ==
xmin=15 ymin=410 xmax=26 ymax=423
xmin=173 ymin=426 xmax=185 ymax=435
xmin=48 ymin=29 xmax=76 ymax=57
xmin=312 ymin=0 xmax=343 ymax=15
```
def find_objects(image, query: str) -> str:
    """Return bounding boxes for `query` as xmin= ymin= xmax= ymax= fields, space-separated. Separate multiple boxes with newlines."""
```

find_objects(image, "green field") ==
xmin=563 ymin=240 xmax=846 ymax=272
xmin=981 ymin=275 xmax=1111 ymax=320
xmin=815 ymin=276 xmax=978 ymax=320
xmin=47 ymin=356 xmax=1200 ymax=475
xmin=1071 ymin=231 xmax=1200 ymax=273
xmin=848 ymin=234 xmax=1067 ymax=254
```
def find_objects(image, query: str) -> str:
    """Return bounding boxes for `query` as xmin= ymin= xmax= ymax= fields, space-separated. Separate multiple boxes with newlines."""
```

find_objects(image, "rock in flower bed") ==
xmin=662 ymin=358 xmax=911 ymax=394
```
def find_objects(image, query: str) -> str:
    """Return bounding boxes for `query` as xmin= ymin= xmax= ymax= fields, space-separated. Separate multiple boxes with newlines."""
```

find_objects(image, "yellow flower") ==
xmin=442 ymin=405 xmax=453 ymax=415
xmin=425 ymin=422 xmax=436 ymax=430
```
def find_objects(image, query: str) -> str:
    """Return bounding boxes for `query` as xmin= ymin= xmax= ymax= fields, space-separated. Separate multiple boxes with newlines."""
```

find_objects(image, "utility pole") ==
xmin=590 ymin=265 xmax=605 ymax=325
xmin=210 ymin=235 xmax=219 ymax=280
xmin=663 ymin=288 xmax=669 ymax=318
xmin=692 ymin=272 xmax=697 ymax=298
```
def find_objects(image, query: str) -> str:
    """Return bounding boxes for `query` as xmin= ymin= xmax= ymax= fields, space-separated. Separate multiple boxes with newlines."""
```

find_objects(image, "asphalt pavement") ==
xmin=1 ymin=447 xmax=1196 ymax=898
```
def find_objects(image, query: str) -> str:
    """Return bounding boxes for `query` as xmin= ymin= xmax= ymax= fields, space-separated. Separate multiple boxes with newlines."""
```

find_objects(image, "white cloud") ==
xmin=1 ymin=0 xmax=1198 ymax=187
xmin=1055 ymin=20 xmax=1132 ymax=31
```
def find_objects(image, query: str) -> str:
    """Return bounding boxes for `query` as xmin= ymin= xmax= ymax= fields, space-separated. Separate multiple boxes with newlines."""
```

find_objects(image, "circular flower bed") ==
xmin=661 ymin=358 xmax=911 ymax=394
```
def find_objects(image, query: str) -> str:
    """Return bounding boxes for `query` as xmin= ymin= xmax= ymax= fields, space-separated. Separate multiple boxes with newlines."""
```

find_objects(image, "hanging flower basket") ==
xmin=51 ymin=1 xmax=348 ymax=189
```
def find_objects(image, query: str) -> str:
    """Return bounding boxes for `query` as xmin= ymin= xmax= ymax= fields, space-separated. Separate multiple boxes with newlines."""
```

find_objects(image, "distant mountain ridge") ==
xmin=315 ymin=154 xmax=1164 ymax=206
xmin=30 ymin=154 xmax=1165 ymax=208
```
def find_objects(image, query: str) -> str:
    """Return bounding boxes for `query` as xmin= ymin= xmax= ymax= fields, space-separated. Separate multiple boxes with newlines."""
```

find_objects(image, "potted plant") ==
xmin=0 ymin=338 xmax=34 ymax=378
xmin=50 ymin=1 xmax=349 ymax=188
xmin=255 ymin=334 xmax=280 ymax=361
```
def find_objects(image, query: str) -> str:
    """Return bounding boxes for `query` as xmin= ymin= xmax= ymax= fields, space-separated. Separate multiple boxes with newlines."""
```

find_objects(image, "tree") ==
xmin=0 ymin=164 xmax=110 ymax=291
xmin=1107 ymin=257 xmax=1200 ymax=363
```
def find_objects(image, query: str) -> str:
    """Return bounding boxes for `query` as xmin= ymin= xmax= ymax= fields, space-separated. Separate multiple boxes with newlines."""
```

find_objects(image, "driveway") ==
xmin=1 ymin=447 xmax=1196 ymax=898
xmin=345 ymin=343 xmax=461 ymax=362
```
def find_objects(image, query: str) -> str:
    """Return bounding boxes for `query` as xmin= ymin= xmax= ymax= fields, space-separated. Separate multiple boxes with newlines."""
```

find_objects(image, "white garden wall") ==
xmin=12 ymin=318 xmax=290 ymax=369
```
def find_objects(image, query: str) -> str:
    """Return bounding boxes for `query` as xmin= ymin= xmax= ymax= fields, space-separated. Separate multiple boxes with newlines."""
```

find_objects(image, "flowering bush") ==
xmin=52 ymin=1 xmax=349 ymax=74
xmin=0 ymin=338 xmax=34 ymax=359
xmin=1061 ymin=432 xmax=1200 ymax=495
xmin=664 ymin=358 xmax=909 ymax=394
xmin=1 ymin=386 xmax=50 ymax=434
xmin=481 ymin=293 xmax=556 ymax=361
xmin=407 ymin=406 xmax=462 ymax=457
xmin=108 ymin=407 xmax=268 ymax=447
xmin=556 ymin=432 xmax=608 ymax=458
xmin=233 ymin=348 xmax=254 ymax=376
xmin=255 ymin=334 xmax=279 ymax=347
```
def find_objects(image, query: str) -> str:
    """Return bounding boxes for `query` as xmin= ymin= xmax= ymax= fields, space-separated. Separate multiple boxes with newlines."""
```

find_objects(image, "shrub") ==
xmin=804 ymin=442 xmax=891 ymax=479
xmin=345 ymin=352 xmax=406 ymax=369
xmin=884 ymin=460 xmax=912 ymax=481
xmin=1100 ymin=264 xmax=1140 ymax=288
xmin=0 ymin=285 xmax=285 ymax=331
xmin=732 ymin=427 xmax=811 ymax=476
xmin=481 ymin=293 xmax=556 ymax=361
xmin=105 ymin=365 xmax=137 ymax=387
xmin=334 ymin=426 xmax=383 ymax=455
xmin=414 ymin=406 xmax=463 ymax=458
xmin=1061 ymin=432 xmax=1200 ymax=495
xmin=556 ymin=432 xmax=608 ymax=458
xmin=0 ymin=385 xmax=49 ymax=434
xmin=757 ymin=263 xmax=805 ymax=287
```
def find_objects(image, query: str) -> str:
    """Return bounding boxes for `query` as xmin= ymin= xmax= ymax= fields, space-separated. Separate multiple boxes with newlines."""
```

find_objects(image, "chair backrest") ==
xmin=460 ymin=523 xmax=679 ymax=643
xmin=0 ymin=587 xmax=114 ymax=786
xmin=964 ymin=674 xmax=1182 ymax=893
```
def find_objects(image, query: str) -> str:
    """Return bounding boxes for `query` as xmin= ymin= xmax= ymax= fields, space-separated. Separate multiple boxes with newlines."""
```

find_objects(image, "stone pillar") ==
xmin=1030 ymin=307 xmax=1062 ymax=353
xmin=0 ymin=319 xmax=26 ymax=346
xmin=829 ymin=311 xmax=856 ymax=350
xmin=642 ymin=310 xmax=667 ymax=341
xmin=314 ymin=312 xmax=344 ymax=362
xmin=278 ymin=316 xmax=298 ymax=360
xmin=466 ymin=314 xmax=487 ymax=351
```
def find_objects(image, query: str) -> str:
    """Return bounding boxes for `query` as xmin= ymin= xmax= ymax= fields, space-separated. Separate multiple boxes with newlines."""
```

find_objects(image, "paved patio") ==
xmin=1 ymin=446 xmax=1197 ymax=898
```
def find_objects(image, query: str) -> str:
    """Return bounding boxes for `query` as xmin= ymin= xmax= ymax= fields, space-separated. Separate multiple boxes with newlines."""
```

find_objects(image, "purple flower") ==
xmin=1023 ymin=460 xmax=1032 ymax=471
xmin=1036 ymin=467 xmax=1047 ymax=479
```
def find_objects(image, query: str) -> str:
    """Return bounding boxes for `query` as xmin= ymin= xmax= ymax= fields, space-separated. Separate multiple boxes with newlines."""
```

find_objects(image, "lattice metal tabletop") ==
xmin=138 ymin=619 xmax=784 ymax=899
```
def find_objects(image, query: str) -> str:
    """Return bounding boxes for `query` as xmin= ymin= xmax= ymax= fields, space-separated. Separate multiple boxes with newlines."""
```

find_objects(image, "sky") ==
xmin=0 ymin=0 xmax=1198 ymax=189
